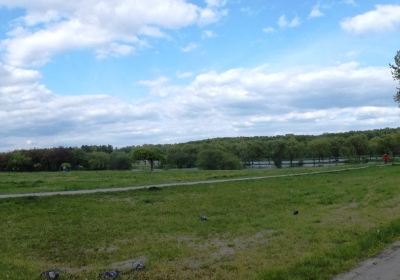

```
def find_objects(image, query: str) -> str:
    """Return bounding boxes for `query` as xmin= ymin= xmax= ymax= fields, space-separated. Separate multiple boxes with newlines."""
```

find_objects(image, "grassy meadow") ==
xmin=0 ymin=165 xmax=355 ymax=195
xmin=1 ymin=165 xmax=400 ymax=279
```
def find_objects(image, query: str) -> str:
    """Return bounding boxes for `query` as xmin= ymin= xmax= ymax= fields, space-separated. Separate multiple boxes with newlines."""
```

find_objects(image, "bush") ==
xmin=197 ymin=148 xmax=241 ymax=170
xmin=87 ymin=152 xmax=110 ymax=170
xmin=60 ymin=162 xmax=71 ymax=171
xmin=110 ymin=152 xmax=131 ymax=170
xmin=6 ymin=152 xmax=33 ymax=171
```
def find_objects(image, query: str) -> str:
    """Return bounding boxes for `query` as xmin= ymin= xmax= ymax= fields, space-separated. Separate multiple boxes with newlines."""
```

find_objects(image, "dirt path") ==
xmin=0 ymin=166 xmax=369 ymax=199
xmin=333 ymin=241 xmax=400 ymax=280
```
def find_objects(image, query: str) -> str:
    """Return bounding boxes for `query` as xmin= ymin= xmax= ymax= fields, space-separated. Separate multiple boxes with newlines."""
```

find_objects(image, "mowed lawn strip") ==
xmin=1 ymin=165 xmax=399 ymax=280
xmin=0 ymin=165 xmax=364 ymax=195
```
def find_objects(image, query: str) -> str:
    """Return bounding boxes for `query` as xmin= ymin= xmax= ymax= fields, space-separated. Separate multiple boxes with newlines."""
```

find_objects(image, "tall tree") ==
xmin=131 ymin=146 xmax=164 ymax=171
xmin=270 ymin=139 xmax=286 ymax=168
xmin=87 ymin=152 xmax=110 ymax=170
xmin=390 ymin=50 xmax=400 ymax=103
xmin=308 ymin=138 xmax=331 ymax=164
xmin=346 ymin=135 xmax=369 ymax=161
xmin=285 ymin=137 xmax=304 ymax=167
xmin=197 ymin=147 xmax=241 ymax=170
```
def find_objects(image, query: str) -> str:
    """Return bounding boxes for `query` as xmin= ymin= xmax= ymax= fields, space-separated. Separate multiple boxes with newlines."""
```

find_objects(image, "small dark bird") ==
xmin=293 ymin=210 xmax=299 ymax=215
xmin=40 ymin=270 xmax=60 ymax=280
xmin=132 ymin=260 xmax=145 ymax=271
xmin=200 ymin=215 xmax=208 ymax=221
xmin=98 ymin=270 xmax=120 ymax=279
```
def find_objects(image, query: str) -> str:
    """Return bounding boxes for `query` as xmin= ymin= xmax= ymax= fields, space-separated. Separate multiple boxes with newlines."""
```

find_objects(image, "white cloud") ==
xmin=342 ymin=0 xmax=357 ymax=6
xmin=341 ymin=4 xmax=400 ymax=34
xmin=309 ymin=5 xmax=324 ymax=18
xmin=206 ymin=0 xmax=226 ymax=8
xmin=0 ymin=61 xmax=397 ymax=151
xmin=177 ymin=71 xmax=194 ymax=79
xmin=96 ymin=43 xmax=135 ymax=59
xmin=202 ymin=30 xmax=217 ymax=38
xmin=0 ymin=0 xmax=227 ymax=66
xmin=278 ymin=15 xmax=301 ymax=28
xmin=263 ymin=27 xmax=275 ymax=33
xmin=138 ymin=76 xmax=177 ymax=97
xmin=181 ymin=42 xmax=198 ymax=53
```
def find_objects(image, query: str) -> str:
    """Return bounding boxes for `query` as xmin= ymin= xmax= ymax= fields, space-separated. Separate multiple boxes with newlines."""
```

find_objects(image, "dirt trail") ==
xmin=333 ymin=241 xmax=400 ymax=280
xmin=0 ymin=166 xmax=369 ymax=199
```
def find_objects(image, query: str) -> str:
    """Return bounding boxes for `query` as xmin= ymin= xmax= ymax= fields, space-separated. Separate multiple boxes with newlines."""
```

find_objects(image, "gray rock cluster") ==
xmin=42 ymin=259 xmax=146 ymax=279
xmin=98 ymin=270 xmax=120 ymax=279
xmin=40 ymin=270 xmax=59 ymax=280
xmin=200 ymin=215 xmax=208 ymax=221
xmin=132 ymin=260 xmax=145 ymax=271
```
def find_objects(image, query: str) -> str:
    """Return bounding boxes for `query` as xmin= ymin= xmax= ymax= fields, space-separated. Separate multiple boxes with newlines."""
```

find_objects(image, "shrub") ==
xmin=110 ymin=152 xmax=131 ymax=170
xmin=87 ymin=152 xmax=110 ymax=170
xmin=197 ymin=148 xmax=241 ymax=170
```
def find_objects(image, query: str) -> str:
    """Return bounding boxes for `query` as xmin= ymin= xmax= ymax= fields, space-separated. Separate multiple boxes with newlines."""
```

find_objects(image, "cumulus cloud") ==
xmin=341 ymin=4 xmax=400 ymax=34
xmin=263 ymin=27 xmax=275 ymax=33
xmin=177 ymin=71 xmax=194 ymax=79
xmin=342 ymin=0 xmax=357 ymax=6
xmin=202 ymin=30 xmax=217 ymax=38
xmin=181 ymin=42 xmax=198 ymax=53
xmin=1 ymin=61 xmax=397 ymax=151
xmin=278 ymin=15 xmax=301 ymax=28
xmin=0 ymin=0 xmax=227 ymax=66
xmin=309 ymin=5 xmax=324 ymax=18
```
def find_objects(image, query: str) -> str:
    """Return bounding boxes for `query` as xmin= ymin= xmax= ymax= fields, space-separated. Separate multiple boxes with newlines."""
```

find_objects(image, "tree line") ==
xmin=1 ymin=127 xmax=399 ymax=172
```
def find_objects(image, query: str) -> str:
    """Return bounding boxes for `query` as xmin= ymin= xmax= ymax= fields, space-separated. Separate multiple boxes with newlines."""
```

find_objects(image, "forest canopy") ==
xmin=1 ymin=127 xmax=399 ymax=171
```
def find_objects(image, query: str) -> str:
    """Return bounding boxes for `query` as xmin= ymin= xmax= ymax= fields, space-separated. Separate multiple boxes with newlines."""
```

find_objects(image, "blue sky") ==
xmin=0 ymin=0 xmax=400 ymax=151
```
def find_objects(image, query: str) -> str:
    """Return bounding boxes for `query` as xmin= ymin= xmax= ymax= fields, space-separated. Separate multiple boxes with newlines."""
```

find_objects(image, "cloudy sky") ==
xmin=0 ymin=0 xmax=399 ymax=151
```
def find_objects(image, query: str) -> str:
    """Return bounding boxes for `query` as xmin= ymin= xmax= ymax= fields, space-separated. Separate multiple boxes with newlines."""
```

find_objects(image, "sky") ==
xmin=0 ymin=0 xmax=400 ymax=151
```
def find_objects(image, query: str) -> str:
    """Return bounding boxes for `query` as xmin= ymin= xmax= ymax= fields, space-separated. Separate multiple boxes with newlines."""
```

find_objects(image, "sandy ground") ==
xmin=0 ymin=166 xmax=369 ymax=199
xmin=333 ymin=241 xmax=400 ymax=280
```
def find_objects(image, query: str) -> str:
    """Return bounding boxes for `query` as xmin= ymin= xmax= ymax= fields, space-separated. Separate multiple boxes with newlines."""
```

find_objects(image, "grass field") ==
xmin=1 ymin=165 xmax=400 ymax=279
xmin=0 ymin=165 xmax=354 ymax=195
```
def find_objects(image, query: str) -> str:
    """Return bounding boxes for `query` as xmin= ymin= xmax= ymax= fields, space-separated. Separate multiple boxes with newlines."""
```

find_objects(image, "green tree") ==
xmin=165 ymin=145 xmax=198 ymax=168
xmin=72 ymin=148 xmax=88 ymax=169
xmin=308 ymin=138 xmax=331 ymax=165
xmin=110 ymin=151 xmax=131 ymax=170
xmin=345 ymin=134 xmax=369 ymax=162
xmin=390 ymin=50 xmax=400 ymax=103
xmin=6 ymin=152 xmax=33 ymax=171
xmin=368 ymin=138 xmax=381 ymax=160
xmin=270 ymin=140 xmax=286 ymax=168
xmin=386 ymin=133 xmax=400 ymax=159
xmin=197 ymin=147 xmax=241 ymax=170
xmin=285 ymin=137 xmax=305 ymax=167
xmin=87 ymin=152 xmax=110 ymax=170
xmin=60 ymin=162 xmax=72 ymax=171
xmin=131 ymin=146 xmax=164 ymax=171
xmin=329 ymin=137 xmax=345 ymax=161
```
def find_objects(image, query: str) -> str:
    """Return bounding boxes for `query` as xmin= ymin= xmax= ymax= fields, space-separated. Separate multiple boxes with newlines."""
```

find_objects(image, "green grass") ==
xmin=0 ymin=165 xmax=357 ymax=194
xmin=1 ymin=165 xmax=400 ymax=279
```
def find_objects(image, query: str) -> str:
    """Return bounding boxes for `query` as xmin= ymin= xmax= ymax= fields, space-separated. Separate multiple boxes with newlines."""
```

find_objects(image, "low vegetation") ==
xmin=0 ymin=165 xmax=354 ymax=195
xmin=1 ymin=165 xmax=400 ymax=279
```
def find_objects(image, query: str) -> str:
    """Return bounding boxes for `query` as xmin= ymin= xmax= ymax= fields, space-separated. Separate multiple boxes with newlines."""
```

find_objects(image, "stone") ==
xmin=98 ymin=270 xmax=120 ymax=279
xmin=132 ymin=260 xmax=145 ymax=271
xmin=200 ymin=215 xmax=208 ymax=221
xmin=40 ymin=270 xmax=60 ymax=280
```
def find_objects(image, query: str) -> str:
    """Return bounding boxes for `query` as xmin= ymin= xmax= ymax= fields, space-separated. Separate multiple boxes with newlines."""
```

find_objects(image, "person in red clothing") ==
xmin=383 ymin=153 xmax=390 ymax=164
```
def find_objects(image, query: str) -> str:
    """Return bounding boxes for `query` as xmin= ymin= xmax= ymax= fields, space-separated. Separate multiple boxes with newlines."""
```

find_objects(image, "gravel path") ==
xmin=0 ymin=166 xmax=369 ymax=199
xmin=333 ymin=241 xmax=400 ymax=280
